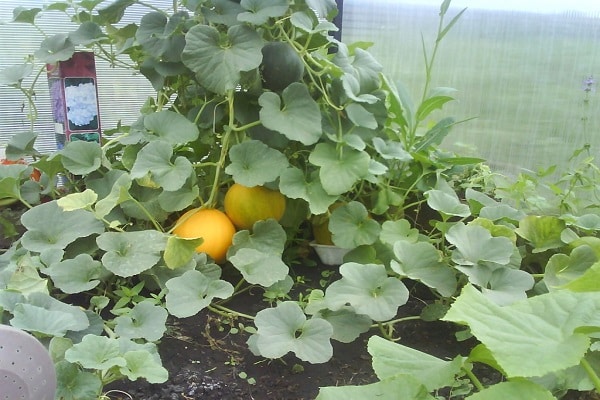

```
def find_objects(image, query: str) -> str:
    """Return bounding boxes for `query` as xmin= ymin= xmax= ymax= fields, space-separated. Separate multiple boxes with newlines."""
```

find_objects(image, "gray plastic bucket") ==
xmin=0 ymin=324 xmax=56 ymax=400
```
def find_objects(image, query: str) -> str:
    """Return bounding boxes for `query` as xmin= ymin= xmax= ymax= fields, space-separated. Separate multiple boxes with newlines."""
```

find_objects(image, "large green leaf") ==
xmin=312 ymin=307 xmax=372 ymax=343
xmin=379 ymin=219 xmax=420 ymax=245
xmin=0 ymin=175 xmax=24 ymax=204
xmin=165 ymin=270 xmax=234 ymax=318
xmin=0 ymin=63 xmax=34 ymax=86
xmin=69 ymin=21 xmax=107 ymax=45
xmin=334 ymin=45 xmax=382 ymax=95
xmin=259 ymin=83 xmax=323 ymax=145
xmin=202 ymin=0 xmax=245 ymax=26
xmin=238 ymin=0 xmax=289 ymax=25
xmin=563 ymin=213 xmax=600 ymax=231
xmin=368 ymin=335 xmax=464 ymax=392
xmin=466 ymin=188 xmax=525 ymax=222
xmin=57 ymin=189 xmax=98 ymax=211
xmin=515 ymin=215 xmax=566 ymax=253
xmin=0 ymin=252 xmax=48 ymax=296
xmin=325 ymin=263 xmax=408 ymax=321
xmin=391 ymin=240 xmax=457 ymax=297
xmin=372 ymin=137 xmax=412 ymax=161
xmin=446 ymin=222 xmax=515 ymax=267
xmin=34 ymin=33 xmax=75 ymax=64
xmin=130 ymin=140 xmax=194 ymax=191
xmin=345 ymin=102 xmax=377 ymax=129
xmin=114 ymin=300 xmax=168 ymax=341
xmin=340 ymin=74 xmax=380 ymax=104
xmin=316 ymin=375 xmax=435 ymax=400
xmin=11 ymin=292 xmax=90 ymax=336
xmin=425 ymin=178 xmax=470 ymax=217
xmin=479 ymin=267 xmax=535 ymax=306
xmin=44 ymin=253 xmax=105 ymax=294
xmin=4 ymin=130 xmax=38 ymax=160
xmin=443 ymin=285 xmax=600 ymax=378
xmin=228 ymin=219 xmax=289 ymax=286
xmin=143 ymin=110 xmax=199 ymax=145
xmin=0 ymin=291 xmax=26 ymax=314
xmin=59 ymin=141 xmax=103 ymax=175
xmin=224 ymin=140 xmax=289 ymax=186
xmin=20 ymin=201 xmax=105 ymax=253
xmin=309 ymin=143 xmax=370 ymax=195
xmin=466 ymin=380 xmax=556 ymax=400
xmin=158 ymin=182 xmax=199 ymax=213
xmin=228 ymin=248 xmax=290 ymax=287
xmin=65 ymin=334 xmax=126 ymax=371
xmin=163 ymin=235 xmax=203 ymax=270
xmin=136 ymin=12 xmax=187 ymax=61
xmin=290 ymin=11 xmax=338 ymax=35
xmin=121 ymin=185 xmax=169 ymax=222
xmin=120 ymin=350 xmax=169 ymax=383
xmin=182 ymin=24 xmax=263 ymax=94
xmin=97 ymin=0 xmax=136 ymax=24
xmin=11 ymin=6 xmax=42 ymax=24
xmin=55 ymin=361 xmax=102 ymax=400
xmin=250 ymin=301 xmax=334 ymax=363
xmin=544 ymin=245 xmax=598 ymax=290
xmin=92 ymin=172 xmax=133 ymax=220
xmin=562 ymin=262 xmax=600 ymax=292
xmin=279 ymin=168 xmax=338 ymax=215
xmin=97 ymin=230 xmax=167 ymax=277
xmin=305 ymin=0 xmax=338 ymax=20
xmin=328 ymin=201 xmax=381 ymax=248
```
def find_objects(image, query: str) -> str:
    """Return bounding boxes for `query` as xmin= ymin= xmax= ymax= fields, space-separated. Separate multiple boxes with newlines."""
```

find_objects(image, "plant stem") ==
xmin=127 ymin=196 xmax=163 ymax=232
xmin=205 ymin=90 xmax=235 ymax=209
xmin=462 ymin=366 xmax=485 ymax=391
xmin=209 ymin=304 xmax=255 ymax=320
xmin=581 ymin=358 xmax=600 ymax=393
xmin=20 ymin=62 xmax=47 ymax=131
xmin=371 ymin=315 xmax=421 ymax=329
xmin=234 ymin=120 xmax=262 ymax=132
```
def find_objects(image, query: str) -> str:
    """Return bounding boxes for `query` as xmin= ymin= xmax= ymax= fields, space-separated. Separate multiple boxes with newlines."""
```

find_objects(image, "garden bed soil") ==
xmin=106 ymin=292 xmax=472 ymax=400
xmin=105 ymin=294 xmax=600 ymax=400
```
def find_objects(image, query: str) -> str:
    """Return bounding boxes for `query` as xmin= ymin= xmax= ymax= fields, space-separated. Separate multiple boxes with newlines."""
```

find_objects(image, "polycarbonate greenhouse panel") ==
xmin=342 ymin=0 xmax=600 ymax=175
xmin=0 ymin=1 xmax=170 ymax=154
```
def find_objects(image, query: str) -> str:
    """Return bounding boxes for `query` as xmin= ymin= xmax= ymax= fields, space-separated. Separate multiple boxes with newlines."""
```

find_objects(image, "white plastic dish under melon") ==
xmin=0 ymin=324 xmax=56 ymax=400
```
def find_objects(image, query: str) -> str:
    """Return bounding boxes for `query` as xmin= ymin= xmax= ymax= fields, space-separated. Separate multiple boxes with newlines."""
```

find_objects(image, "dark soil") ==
xmin=105 ymin=293 xmax=475 ymax=400
xmin=101 ymin=263 xmax=600 ymax=400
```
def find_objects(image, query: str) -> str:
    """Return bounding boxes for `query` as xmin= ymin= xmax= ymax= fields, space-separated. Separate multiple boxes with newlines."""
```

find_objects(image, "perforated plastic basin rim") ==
xmin=0 ymin=324 xmax=57 ymax=400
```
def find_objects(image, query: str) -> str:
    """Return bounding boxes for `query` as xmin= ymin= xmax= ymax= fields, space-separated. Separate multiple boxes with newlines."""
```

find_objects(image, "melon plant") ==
xmin=4 ymin=1 xmax=584 ymax=400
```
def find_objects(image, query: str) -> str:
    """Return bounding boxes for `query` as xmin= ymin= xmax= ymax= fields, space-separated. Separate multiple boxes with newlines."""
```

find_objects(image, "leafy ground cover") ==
xmin=106 ymin=295 xmax=471 ymax=400
xmin=79 ymin=269 xmax=600 ymax=400
xmin=3 ymin=1 xmax=600 ymax=399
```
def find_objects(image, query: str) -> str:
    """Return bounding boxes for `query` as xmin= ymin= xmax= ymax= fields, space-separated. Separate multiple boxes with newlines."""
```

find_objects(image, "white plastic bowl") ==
xmin=0 ymin=324 xmax=56 ymax=400
xmin=310 ymin=242 xmax=350 ymax=266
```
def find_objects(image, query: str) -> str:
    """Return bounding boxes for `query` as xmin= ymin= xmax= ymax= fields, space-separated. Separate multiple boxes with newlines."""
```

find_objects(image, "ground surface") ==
xmin=106 ymin=293 xmax=471 ymax=400
xmin=1 ymin=206 xmax=597 ymax=400
xmin=104 ymin=296 xmax=599 ymax=400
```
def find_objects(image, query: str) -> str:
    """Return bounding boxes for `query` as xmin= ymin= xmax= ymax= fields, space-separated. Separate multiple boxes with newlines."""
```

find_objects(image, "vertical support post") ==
xmin=333 ymin=0 xmax=344 ymax=42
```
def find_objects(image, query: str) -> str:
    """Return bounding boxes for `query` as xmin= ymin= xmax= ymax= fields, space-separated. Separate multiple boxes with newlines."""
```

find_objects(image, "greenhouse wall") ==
xmin=0 ymin=1 xmax=160 ymax=155
xmin=342 ymin=0 xmax=600 ymax=175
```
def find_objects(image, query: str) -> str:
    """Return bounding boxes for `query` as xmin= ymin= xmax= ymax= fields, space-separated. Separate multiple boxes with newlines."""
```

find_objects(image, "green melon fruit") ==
xmin=260 ymin=42 xmax=305 ymax=92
